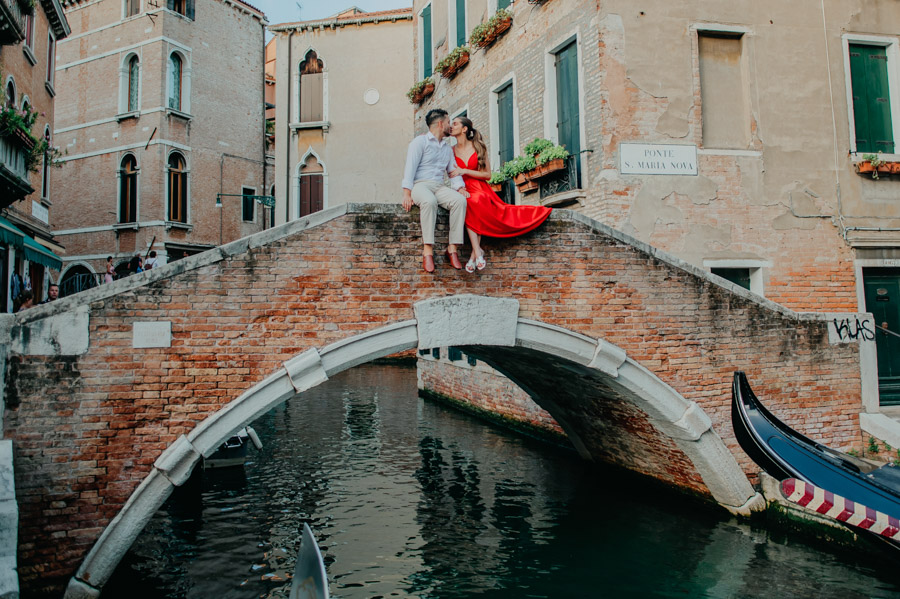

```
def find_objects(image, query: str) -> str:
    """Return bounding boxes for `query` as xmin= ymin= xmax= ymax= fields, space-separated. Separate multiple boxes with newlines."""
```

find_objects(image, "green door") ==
xmin=864 ymin=271 xmax=900 ymax=405
xmin=497 ymin=83 xmax=515 ymax=204
xmin=556 ymin=41 xmax=581 ymax=183
xmin=422 ymin=5 xmax=432 ymax=78
xmin=849 ymin=44 xmax=894 ymax=154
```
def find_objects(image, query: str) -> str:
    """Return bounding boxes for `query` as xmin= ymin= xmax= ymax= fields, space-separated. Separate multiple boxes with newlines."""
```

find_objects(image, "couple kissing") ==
xmin=401 ymin=108 xmax=552 ymax=274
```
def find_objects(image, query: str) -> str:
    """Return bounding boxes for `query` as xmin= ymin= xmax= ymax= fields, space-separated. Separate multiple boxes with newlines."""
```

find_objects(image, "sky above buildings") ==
xmin=253 ymin=0 xmax=413 ymax=27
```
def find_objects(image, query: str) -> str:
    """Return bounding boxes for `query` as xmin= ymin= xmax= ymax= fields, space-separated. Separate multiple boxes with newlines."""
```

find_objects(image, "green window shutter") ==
xmin=498 ymin=0 xmax=511 ymax=9
xmin=456 ymin=0 xmax=466 ymax=47
xmin=497 ymin=83 xmax=515 ymax=204
xmin=850 ymin=44 xmax=894 ymax=154
xmin=422 ymin=5 xmax=432 ymax=78
xmin=555 ymin=41 xmax=581 ymax=185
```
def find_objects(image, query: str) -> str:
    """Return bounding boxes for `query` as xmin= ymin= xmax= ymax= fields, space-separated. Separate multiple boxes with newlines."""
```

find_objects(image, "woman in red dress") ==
xmin=449 ymin=116 xmax=552 ymax=273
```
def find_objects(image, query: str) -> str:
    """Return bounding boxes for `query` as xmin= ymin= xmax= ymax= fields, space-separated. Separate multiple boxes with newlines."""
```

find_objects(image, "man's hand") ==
xmin=402 ymin=189 xmax=414 ymax=212
xmin=449 ymin=168 xmax=464 ymax=178
xmin=458 ymin=189 xmax=470 ymax=199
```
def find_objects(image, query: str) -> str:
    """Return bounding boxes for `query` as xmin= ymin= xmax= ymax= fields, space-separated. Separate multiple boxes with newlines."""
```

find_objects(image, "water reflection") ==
xmin=106 ymin=364 xmax=900 ymax=599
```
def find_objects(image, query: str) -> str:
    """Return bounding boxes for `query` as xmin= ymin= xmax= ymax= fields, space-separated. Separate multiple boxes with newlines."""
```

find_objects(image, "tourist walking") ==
xmin=401 ymin=108 xmax=469 ymax=273
xmin=104 ymin=256 xmax=115 ymax=284
xmin=449 ymin=116 xmax=552 ymax=273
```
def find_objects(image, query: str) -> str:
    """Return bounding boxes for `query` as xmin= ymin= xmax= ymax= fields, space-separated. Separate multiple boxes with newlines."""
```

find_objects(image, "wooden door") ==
xmin=865 ymin=271 xmax=900 ymax=405
xmin=299 ymin=175 xmax=323 ymax=217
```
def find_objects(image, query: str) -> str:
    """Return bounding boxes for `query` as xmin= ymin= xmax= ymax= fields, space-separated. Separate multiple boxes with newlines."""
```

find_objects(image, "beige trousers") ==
xmin=411 ymin=180 xmax=466 ymax=245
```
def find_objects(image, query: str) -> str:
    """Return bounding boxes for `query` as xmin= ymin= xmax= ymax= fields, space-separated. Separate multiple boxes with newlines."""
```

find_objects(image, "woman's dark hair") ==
xmin=426 ymin=108 xmax=449 ymax=127
xmin=107 ymin=256 xmax=112 ymax=261
xmin=456 ymin=116 xmax=487 ymax=171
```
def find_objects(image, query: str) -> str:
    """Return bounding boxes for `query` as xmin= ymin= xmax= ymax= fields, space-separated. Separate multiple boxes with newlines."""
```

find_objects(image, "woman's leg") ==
xmin=465 ymin=228 xmax=482 ymax=273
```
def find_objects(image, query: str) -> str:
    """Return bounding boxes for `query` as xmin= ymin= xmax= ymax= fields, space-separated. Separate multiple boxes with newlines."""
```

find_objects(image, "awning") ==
xmin=22 ymin=235 xmax=62 ymax=270
xmin=0 ymin=215 xmax=63 ymax=269
xmin=0 ymin=216 xmax=25 ymax=250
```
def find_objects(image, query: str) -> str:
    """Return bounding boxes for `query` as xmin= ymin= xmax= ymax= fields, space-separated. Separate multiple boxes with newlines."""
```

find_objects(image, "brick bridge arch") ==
xmin=2 ymin=204 xmax=869 ymax=597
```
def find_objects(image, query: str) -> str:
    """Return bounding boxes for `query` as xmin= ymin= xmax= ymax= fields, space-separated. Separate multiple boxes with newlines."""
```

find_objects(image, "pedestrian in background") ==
xmin=104 ymin=256 xmax=115 ymax=284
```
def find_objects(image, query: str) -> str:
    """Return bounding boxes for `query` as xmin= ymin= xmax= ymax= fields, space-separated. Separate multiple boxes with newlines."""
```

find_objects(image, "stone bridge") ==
xmin=0 ymin=204 xmax=873 ymax=598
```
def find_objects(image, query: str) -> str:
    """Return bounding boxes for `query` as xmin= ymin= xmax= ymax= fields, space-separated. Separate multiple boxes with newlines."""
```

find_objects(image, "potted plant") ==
xmin=502 ymin=154 xmax=536 ymax=185
xmin=469 ymin=8 xmax=512 ymax=49
xmin=488 ymin=170 xmax=507 ymax=193
xmin=436 ymin=46 xmax=470 ymax=79
xmin=524 ymin=138 xmax=554 ymax=157
xmin=857 ymin=153 xmax=891 ymax=180
xmin=407 ymin=77 xmax=435 ymax=105
xmin=537 ymin=145 xmax=570 ymax=174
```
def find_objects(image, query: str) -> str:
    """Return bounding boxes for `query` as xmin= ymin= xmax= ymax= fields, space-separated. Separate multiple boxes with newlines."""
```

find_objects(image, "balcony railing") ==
xmin=0 ymin=132 xmax=34 ymax=209
xmin=60 ymin=273 xmax=104 ymax=298
xmin=539 ymin=155 xmax=581 ymax=201
xmin=0 ymin=0 xmax=28 ymax=45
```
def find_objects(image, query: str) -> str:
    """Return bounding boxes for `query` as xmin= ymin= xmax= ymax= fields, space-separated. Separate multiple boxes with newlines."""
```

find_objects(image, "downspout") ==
xmin=285 ymin=30 xmax=293 ymax=224
xmin=261 ymin=19 xmax=268 ymax=230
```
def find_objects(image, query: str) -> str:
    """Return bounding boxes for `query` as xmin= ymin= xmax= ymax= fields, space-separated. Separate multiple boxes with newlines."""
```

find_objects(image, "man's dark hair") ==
xmin=425 ymin=108 xmax=448 ymax=128
xmin=48 ymin=283 xmax=58 ymax=289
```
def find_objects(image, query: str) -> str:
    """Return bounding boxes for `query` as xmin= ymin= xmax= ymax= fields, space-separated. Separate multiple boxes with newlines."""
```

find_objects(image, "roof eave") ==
xmin=41 ymin=0 xmax=71 ymax=38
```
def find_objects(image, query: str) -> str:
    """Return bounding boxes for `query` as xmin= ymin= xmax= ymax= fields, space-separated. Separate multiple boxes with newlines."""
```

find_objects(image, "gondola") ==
xmin=731 ymin=371 xmax=900 ymax=521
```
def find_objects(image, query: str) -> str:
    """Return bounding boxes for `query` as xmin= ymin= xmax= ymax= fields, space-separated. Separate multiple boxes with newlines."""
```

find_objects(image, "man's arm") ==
xmin=402 ymin=137 xmax=423 ymax=211
xmin=445 ymin=151 xmax=466 ymax=191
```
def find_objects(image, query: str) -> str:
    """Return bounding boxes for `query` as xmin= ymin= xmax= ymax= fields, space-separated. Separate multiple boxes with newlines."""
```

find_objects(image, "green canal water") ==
xmin=105 ymin=364 xmax=900 ymax=598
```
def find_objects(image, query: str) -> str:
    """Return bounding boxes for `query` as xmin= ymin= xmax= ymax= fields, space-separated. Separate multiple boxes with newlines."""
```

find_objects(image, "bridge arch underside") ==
xmin=65 ymin=310 xmax=761 ymax=598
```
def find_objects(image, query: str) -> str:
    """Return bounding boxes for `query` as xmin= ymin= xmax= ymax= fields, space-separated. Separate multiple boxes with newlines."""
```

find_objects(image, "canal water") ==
xmin=106 ymin=364 xmax=900 ymax=598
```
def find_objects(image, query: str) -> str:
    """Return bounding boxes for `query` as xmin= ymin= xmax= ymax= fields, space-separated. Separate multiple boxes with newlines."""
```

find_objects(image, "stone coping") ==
xmin=8 ymin=203 xmax=863 ymax=327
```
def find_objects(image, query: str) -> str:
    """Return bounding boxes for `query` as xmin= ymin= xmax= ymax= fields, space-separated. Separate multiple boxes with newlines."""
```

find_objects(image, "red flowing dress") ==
xmin=456 ymin=151 xmax=551 ymax=237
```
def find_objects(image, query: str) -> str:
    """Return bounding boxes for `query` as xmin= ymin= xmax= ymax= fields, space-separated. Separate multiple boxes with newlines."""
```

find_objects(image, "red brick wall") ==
xmin=3 ymin=206 xmax=865 ymax=594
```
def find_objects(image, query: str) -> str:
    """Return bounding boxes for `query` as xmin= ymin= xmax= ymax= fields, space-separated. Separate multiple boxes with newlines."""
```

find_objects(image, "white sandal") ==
xmin=475 ymin=251 xmax=486 ymax=271
xmin=465 ymin=255 xmax=477 ymax=273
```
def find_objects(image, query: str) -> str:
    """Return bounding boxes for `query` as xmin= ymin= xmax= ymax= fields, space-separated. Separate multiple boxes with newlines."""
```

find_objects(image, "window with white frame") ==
xmin=168 ymin=53 xmax=183 ymax=111
xmin=23 ymin=11 xmax=34 ymax=52
xmin=41 ymin=126 xmax=51 ymax=200
xmin=46 ymin=32 xmax=56 ymax=89
xmin=844 ymin=35 xmax=899 ymax=155
xmin=705 ymin=260 xmax=767 ymax=296
xmin=242 ymin=186 xmax=255 ymax=222
xmin=119 ymin=154 xmax=139 ymax=223
xmin=298 ymin=50 xmax=324 ymax=123
xmin=167 ymin=0 xmax=194 ymax=19
xmin=167 ymin=152 xmax=188 ymax=223
xmin=449 ymin=0 xmax=466 ymax=49
xmin=5 ymin=78 xmax=16 ymax=109
xmin=128 ymin=55 xmax=140 ymax=112
xmin=125 ymin=0 xmax=140 ymax=17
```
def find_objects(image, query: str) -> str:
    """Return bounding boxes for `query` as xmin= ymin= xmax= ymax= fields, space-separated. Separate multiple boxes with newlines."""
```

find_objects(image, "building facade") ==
xmin=269 ymin=7 xmax=413 ymax=225
xmin=53 ymin=0 xmax=268 ymax=294
xmin=0 ymin=0 xmax=69 ymax=312
xmin=412 ymin=0 xmax=900 ymax=413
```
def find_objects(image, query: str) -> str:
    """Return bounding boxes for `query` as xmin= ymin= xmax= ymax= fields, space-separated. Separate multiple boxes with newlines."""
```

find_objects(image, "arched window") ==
xmin=167 ymin=152 xmax=188 ymax=223
xmin=125 ymin=0 xmax=140 ymax=17
xmin=119 ymin=154 xmax=138 ymax=223
xmin=298 ymin=154 xmax=324 ymax=217
xmin=5 ymin=79 xmax=15 ymax=109
xmin=298 ymin=50 xmax=324 ymax=123
xmin=41 ymin=127 xmax=51 ymax=200
xmin=168 ymin=53 xmax=182 ymax=111
xmin=128 ymin=56 xmax=140 ymax=112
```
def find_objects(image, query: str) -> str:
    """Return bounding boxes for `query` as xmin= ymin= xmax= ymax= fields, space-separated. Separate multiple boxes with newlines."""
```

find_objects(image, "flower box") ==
xmin=490 ymin=182 xmax=504 ymax=193
xmin=517 ymin=179 xmax=539 ymax=193
xmin=437 ymin=48 xmax=470 ymax=79
xmin=470 ymin=11 xmax=512 ymax=49
xmin=856 ymin=159 xmax=900 ymax=179
xmin=407 ymin=80 xmax=435 ymax=105
xmin=542 ymin=158 xmax=566 ymax=174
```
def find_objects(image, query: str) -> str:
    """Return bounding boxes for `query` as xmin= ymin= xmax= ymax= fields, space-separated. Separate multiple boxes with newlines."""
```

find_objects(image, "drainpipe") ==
xmin=261 ymin=19 xmax=268 ymax=230
xmin=285 ymin=30 xmax=293 ymax=224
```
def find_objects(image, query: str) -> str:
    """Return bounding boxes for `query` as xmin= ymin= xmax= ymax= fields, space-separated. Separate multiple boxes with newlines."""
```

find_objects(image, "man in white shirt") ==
xmin=402 ymin=108 xmax=469 ymax=273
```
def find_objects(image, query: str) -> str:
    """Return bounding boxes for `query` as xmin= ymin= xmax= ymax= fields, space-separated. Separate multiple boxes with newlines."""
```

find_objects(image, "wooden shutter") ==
xmin=422 ymin=5 xmax=432 ymax=78
xmin=850 ymin=44 xmax=894 ymax=154
xmin=498 ymin=0 xmax=511 ymax=9
xmin=556 ymin=41 xmax=581 ymax=184
xmin=497 ymin=84 xmax=515 ymax=204
xmin=300 ymin=73 xmax=324 ymax=122
xmin=186 ymin=0 xmax=194 ymax=20
xmin=300 ymin=175 xmax=324 ymax=217
xmin=456 ymin=0 xmax=466 ymax=47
